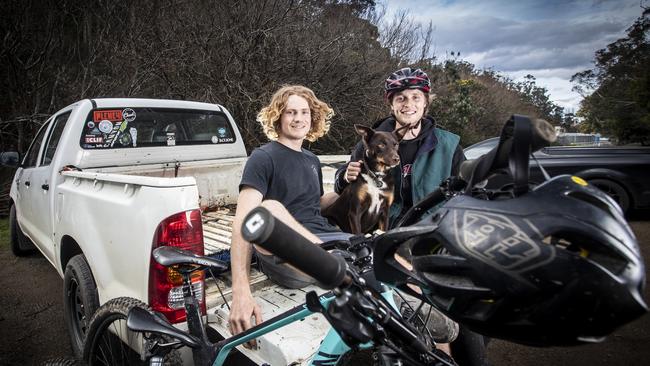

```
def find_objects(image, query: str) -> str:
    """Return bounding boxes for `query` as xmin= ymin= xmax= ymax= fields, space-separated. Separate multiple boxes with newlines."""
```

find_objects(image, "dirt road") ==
xmin=0 ymin=220 xmax=72 ymax=365
xmin=0 ymin=213 xmax=648 ymax=365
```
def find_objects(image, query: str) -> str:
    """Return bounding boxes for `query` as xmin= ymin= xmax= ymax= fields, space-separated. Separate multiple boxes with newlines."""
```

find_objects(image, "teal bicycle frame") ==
xmin=211 ymin=288 xmax=399 ymax=365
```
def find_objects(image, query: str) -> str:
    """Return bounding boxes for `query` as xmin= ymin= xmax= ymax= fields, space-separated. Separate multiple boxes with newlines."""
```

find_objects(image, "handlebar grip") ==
xmin=241 ymin=206 xmax=348 ymax=289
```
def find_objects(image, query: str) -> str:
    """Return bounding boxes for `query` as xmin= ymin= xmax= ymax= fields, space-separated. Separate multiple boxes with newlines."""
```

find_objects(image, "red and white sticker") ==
xmin=93 ymin=110 xmax=123 ymax=122
xmin=84 ymin=135 xmax=104 ymax=144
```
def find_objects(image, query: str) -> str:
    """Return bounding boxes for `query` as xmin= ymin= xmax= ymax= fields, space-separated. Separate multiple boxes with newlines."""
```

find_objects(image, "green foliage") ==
xmin=427 ymin=59 xmax=561 ymax=146
xmin=572 ymin=9 xmax=650 ymax=145
xmin=514 ymin=75 xmax=564 ymax=125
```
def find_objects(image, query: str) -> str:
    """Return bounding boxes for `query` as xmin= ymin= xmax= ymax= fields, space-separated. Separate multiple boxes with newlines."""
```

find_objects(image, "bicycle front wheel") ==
xmin=82 ymin=297 xmax=182 ymax=366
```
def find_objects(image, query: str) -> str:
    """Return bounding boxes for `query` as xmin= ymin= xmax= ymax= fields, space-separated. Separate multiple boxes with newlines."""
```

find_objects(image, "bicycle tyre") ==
xmin=82 ymin=297 xmax=182 ymax=366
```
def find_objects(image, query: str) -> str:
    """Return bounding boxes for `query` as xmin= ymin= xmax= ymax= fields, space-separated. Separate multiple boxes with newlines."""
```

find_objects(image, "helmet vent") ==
xmin=543 ymin=233 xmax=627 ymax=275
xmin=542 ymin=236 xmax=571 ymax=250
xmin=566 ymin=191 xmax=616 ymax=218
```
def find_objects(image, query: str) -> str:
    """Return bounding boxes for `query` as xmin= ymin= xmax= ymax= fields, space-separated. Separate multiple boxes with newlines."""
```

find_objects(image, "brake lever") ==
xmin=395 ymin=177 xmax=466 ymax=228
xmin=305 ymin=287 xmax=374 ymax=348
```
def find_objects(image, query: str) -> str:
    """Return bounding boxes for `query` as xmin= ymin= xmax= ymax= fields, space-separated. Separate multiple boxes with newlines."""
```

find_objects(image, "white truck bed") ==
xmin=201 ymin=210 xmax=331 ymax=366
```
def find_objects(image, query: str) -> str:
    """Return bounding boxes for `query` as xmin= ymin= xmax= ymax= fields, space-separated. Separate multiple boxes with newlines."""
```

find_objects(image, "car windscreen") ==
xmin=464 ymin=138 xmax=498 ymax=160
xmin=80 ymin=107 xmax=236 ymax=149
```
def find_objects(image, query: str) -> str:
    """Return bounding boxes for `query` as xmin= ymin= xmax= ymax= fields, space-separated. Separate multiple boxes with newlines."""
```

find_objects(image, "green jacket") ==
xmin=388 ymin=126 xmax=460 ymax=225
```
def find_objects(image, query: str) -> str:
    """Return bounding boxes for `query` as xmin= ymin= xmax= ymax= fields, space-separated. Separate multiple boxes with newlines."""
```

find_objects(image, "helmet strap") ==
xmin=400 ymin=119 xmax=422 ymax=139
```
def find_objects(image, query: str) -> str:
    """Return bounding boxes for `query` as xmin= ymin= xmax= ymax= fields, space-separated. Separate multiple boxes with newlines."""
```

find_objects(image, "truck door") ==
xmin=15 ymin=118 xmax=52 ymax=241
xmin=23 ymin=111 xmax=70 ymax=260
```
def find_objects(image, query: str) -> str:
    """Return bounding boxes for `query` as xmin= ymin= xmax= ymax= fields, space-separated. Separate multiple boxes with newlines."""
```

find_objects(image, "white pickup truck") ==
xmin=2 ymin=98 xmax=340 ymax=365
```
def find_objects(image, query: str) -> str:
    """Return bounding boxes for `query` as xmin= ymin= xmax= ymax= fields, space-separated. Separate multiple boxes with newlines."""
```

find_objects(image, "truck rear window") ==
xmin=80 ymin=107 xmax=236 ymax=149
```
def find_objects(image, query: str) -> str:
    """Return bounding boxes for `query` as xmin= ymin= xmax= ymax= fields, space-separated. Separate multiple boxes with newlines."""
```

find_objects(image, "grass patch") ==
xmin=0 ymin=218 xmax=9 ymax=248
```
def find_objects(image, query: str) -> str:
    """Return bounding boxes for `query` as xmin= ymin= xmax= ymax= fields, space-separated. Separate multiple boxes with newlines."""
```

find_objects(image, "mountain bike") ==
xmin=82 ymin=231 xmax=454 ymax=365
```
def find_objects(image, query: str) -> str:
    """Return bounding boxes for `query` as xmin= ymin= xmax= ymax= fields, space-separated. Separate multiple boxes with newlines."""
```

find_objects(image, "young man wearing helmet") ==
xmin=334 ymin=67 xmax=464 ymax=224
xmin=333 ymin=68 xmax=483 ymax=362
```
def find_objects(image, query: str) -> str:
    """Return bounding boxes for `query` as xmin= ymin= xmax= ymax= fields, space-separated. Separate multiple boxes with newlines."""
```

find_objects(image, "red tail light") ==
xmin=149 ymin=209 xmax=206 ymax=323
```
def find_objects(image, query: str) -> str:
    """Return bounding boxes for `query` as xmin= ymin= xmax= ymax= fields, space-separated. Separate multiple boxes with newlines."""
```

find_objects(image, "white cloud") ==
xmin=380 ymin=0 xmax=645 ymax=110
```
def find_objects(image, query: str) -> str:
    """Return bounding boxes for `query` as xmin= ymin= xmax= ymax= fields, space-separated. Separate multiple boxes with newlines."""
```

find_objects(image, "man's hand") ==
xmin=344 ymin=160 xmax=362 ymax=183
xmin=228 ymin=291 xmax=263 ymax=348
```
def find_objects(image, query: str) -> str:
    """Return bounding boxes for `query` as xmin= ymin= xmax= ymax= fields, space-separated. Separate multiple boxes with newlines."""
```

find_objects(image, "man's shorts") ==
xmin=255 ymin=231 xmax=353 ymax=289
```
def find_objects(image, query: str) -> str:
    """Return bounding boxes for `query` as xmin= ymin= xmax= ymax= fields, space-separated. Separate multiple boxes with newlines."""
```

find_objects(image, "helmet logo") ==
xmin=454 ymin=210 xmax=554 ymax=272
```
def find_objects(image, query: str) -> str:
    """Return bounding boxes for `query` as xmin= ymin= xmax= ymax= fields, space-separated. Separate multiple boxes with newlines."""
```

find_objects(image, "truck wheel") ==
xmin=589 ymin=179 xmax=631 ymax=214
xmin=9 ymin=204 xmax=36 ymax=256
xmin=83 ymin=297 xmax=182 ymax=366
xmin=64 ymin=255 xmax=99 ymax=359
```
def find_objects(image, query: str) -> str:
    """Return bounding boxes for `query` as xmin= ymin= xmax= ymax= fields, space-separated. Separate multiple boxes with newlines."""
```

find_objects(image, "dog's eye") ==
xmin=378 ymin=143 xmax=385 ymax=148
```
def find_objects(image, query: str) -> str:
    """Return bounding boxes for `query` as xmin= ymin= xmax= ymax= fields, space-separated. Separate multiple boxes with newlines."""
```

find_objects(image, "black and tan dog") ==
xmin=323 ymin=124 xmax=409 ymax=234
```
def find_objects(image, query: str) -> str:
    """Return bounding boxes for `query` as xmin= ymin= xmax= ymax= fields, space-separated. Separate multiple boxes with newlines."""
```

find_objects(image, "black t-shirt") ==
xmin=240 ymin=141 xmax=337 ymax=233
xmin=398 ymin=120 xmax=434 ymax=211
xmin=398 ymin=138 xmax=418 ymax=210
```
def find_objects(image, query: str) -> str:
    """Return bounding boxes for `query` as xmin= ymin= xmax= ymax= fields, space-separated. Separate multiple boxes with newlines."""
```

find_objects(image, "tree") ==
xmin=571 ymin=8 xmax=650 ymax=145
xmin=514 ymin=75 xmax=564 ymax=126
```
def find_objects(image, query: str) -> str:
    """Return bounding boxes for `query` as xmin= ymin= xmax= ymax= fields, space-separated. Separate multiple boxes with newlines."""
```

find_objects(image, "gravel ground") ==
xmin=0 ymin=211 xmax=648 ymax=365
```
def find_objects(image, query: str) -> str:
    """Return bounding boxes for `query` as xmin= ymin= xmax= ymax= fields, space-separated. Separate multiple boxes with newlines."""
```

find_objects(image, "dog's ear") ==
xmin=354 ymin=124 xmax=374 ymax=142
xmin=394 ymin=124 xmax=410 ymax=141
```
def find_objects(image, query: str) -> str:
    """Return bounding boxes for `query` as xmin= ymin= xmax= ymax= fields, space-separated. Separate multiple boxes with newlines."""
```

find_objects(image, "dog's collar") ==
xmin=362 ymin=155 xmax=387 ymax=189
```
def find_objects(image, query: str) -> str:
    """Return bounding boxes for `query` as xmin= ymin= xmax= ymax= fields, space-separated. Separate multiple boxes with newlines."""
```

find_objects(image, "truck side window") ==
xmin=23 ymin=120 xmax=51 ymax=168
xmin=42 ymin=112 xmax=71 ymax=166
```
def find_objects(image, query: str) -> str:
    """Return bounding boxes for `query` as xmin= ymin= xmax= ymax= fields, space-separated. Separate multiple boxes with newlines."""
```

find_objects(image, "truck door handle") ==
xmin=24 ymin=181 xmax=30 ymax=187
xmin=41 ymin=184 xmax=49 ymax=190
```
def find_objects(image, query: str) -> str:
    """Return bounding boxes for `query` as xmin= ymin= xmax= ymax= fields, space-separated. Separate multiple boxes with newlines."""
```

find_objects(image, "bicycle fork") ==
xmin=182 ymin=272 xmax=213 ymax=365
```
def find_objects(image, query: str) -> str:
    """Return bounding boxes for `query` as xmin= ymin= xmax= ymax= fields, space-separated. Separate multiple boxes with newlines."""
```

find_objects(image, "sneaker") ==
xmin=394 ymin=291 xmax=459 ymax=344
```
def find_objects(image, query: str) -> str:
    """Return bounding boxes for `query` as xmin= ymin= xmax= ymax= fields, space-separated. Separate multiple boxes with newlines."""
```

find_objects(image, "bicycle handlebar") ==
xmin=241 ymin=206 xmax=348 ymax=289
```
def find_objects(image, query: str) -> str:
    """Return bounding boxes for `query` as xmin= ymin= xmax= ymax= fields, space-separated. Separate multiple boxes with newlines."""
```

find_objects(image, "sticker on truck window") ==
xmin=93 ymin=110 xmax=123 ymax=122
xmin=81 ymin=107 xmax=236 ymax=149
xmin=98 ymin=120 xmax=113 ymax=133
xmin=130 ymin=127 xmax=137 ymax=147
xmin=106 ymin=121 xmax=131 ymax=147
xmin=122 ymin=108 xmax=136 ymax=122
xmin=84 ymin=135 xmax=104 ymax=144
xmin=166 ymin=132 xmax=176 ymax=146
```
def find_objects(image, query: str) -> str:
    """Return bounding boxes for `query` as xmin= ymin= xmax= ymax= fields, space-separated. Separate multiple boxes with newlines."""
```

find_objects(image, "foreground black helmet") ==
xmin=410 ymin=175 xmax=647 ymax=346
xmin=384 ymin=67 xmax=431 ymax=100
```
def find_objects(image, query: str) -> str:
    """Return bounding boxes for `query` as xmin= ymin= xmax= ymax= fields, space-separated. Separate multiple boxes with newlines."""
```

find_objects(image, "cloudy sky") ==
xmin=382 ymin=0 xmax=645 ymax=112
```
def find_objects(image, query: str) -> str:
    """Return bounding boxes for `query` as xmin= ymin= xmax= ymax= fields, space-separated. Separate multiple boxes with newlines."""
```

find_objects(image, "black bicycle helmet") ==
xmin=409 ymin=174 xmax=647 ymax=346
xmin=385 ymin=67 xmax=431 ymax=100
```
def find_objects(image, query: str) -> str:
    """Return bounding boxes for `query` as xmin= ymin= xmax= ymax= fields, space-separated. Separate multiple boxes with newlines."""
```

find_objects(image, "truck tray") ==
xmin=201 ymin=210 xmax=331 ymax=365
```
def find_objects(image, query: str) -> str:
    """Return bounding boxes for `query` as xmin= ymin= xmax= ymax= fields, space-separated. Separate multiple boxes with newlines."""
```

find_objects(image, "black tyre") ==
xmin=450 ymin=326 xmax=490 ymax=366
xmin=64 ymin=255 xmax=99 ymax=359
xmin=9 ymin=204 xmax=36 ymax=256
xmin=589 ymin=178 xmax=631 ymax=214
xmin=83 ymin=297 xmax=182 ymax=366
